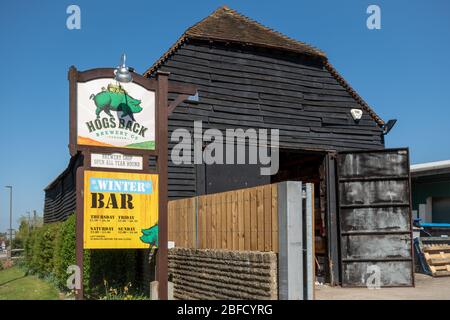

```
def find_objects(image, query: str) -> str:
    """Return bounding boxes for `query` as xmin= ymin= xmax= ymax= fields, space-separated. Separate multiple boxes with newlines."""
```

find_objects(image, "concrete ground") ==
xmin=315 ymin=273 xmax=450 ymax=300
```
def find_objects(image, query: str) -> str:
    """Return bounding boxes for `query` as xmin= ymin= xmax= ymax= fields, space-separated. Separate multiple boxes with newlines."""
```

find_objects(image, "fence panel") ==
xmin=168 ymin=197 xmax=196 ymax=248
xmin=168 ymin=184 xmax=279 ymax=252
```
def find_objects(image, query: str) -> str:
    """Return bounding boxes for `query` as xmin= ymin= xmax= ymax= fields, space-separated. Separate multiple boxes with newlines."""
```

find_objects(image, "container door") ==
xmin=337 ymin=148 xmax=414 ymax=287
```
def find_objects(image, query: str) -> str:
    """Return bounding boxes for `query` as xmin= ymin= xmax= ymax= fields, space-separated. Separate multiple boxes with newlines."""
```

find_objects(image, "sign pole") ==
xmin=156 ymin=71 xmax=169 ymax=300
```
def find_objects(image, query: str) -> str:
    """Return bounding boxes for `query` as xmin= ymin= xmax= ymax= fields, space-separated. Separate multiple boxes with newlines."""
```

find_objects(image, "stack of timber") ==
xmin=423 ymin=242 xmax=450 ymax=277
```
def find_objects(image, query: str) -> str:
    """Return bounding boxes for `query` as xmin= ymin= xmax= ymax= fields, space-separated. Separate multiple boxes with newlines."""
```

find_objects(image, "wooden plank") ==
xmin=178 ymin=200 xmax=183 ymax=247
xmin=271 ymin=184 xmax=278 ymax=253
xmin=250 ymin=187 xmax=258 ymax=251
xmin=423 ymin=245 xmax=450 ymax=252
xmin=173 ymin=200 xmax=178 ymax=247
xmin=185 ymin=199 xmax=191 ymax=248
xmin=257 ymin=186 xmax=265 ymax=251
xmin=221 ymin=193 xmax=227 ymax=249
xmin=167 ymin=202 xmax=173 ymax=242
xmin=202 ymin=196 xmax=208 ymax=248
xmin=430 ymin=265 xmax=450 ymax=271
xmin=174 ymin=200 xmax=179 ymax=246
xmin=198 ymin=196 xmax=203 ymax=248
xmin=424 ymin=252 xmax=450 ymax=260
xmin=185 ymin=199 xmax=190 ymax=247
xmin=232 ymin=191 xmax=239 ymax=250
xmin=216 ymin=193 xmax=222 ymax=249
xmin=205 ymin=195 xmax=212 ymax=248
xmin=244 ymin=189 xmax=251 ymax=250
xmin=326 ymin=155 xmax=340 ymax=286
xmin=192 ymin=198 xmax=197 ymax=248
xmin=226 ymin=192 xmax=233 ymax=250
xmin=263 ymin=185 xmax=272 ymax=251
xmin=184 ymin=199 xmax=189 ymax=247
xmin=238 ymin=189 xmax=245 ymax=250
xmin=187 ymin=199 xmax=193 ymax=247
xmin=197 ymin=197 xmax=203 ymax=248
xmin=211 ymin=193 xmax=217 ymax=249
xmin=180 ymin=200 xmax=185 ymax=247
xmin=428 ymin=258 xmax=450 ymax=265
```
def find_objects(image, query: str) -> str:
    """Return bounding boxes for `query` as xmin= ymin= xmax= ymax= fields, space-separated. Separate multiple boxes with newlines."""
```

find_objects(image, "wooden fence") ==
xmin=168 ymin=184 xmax=279 ymax=252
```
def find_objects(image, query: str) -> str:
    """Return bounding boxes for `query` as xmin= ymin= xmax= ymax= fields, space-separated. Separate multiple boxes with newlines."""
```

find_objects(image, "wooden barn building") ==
xmin=44 ymin=6 xmax=413 ymax=288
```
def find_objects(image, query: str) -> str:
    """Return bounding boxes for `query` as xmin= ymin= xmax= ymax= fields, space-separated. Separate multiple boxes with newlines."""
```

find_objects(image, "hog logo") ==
xmin=140 ymin=223 xmax=158 ymax=247
xmin=90 ymin=83 xmax=142 ymax=121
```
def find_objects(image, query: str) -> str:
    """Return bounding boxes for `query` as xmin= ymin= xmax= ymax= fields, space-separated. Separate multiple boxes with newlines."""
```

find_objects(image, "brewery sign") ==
xmin=91 ymin=153 xmax=143 ymax=170
xmin=69 ymin=66 xmax=196 ymax=299
xmin=76 ymin=79 xmax=156 ymax=151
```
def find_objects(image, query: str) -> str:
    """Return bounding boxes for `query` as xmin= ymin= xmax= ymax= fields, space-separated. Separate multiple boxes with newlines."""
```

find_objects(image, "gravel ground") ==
xmin=315 ymin=273 xmax=450 ymax=300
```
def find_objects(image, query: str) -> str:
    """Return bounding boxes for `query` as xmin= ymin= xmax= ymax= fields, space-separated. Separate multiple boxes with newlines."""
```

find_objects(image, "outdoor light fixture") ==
xmin=383 ymin=119 xmax=397 ymax=135
xmin=114 ymin=53 xmax=133 ymax=83
xmin=350 ymin=108 xmax=363 ymax=122
xmin=188 ymin=91 xmax=200 ymax=102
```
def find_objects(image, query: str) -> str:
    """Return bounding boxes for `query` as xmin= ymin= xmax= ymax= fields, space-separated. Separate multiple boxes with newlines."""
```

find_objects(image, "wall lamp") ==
xmin=383 ymin=119 xmax=397 ymax=135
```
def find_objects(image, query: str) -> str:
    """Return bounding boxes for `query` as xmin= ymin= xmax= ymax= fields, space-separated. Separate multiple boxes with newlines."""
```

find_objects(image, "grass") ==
xmin=0 ymin=266 xmax=61 ymax=300
xmin=126 ymin=140 xmax=155 ymax=149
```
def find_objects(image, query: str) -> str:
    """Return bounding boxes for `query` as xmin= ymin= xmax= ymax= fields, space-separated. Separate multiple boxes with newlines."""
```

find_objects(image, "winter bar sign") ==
xmin=83 ymin=170 xmax=159 ymax=249
xmin=77 ymin=79 xmax=156 ymax=150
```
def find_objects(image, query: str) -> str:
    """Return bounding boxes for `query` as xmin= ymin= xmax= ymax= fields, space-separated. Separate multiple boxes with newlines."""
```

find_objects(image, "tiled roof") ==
xmin=144 ymin=6 xmax=325 ymax=78
xmin=185 ymin=6 xmax=326 ymax=57
xmin=144 ymin=5 xmax=384 ymax=126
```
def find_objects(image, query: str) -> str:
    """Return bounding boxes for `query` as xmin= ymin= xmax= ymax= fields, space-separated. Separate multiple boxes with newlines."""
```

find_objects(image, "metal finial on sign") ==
xmin=114 ymin=53 xmax=133 ymax=83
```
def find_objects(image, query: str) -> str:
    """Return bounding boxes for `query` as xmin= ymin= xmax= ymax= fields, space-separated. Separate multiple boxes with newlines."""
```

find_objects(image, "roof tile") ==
xmin=144 ymin=6 xmax=384 ymax=126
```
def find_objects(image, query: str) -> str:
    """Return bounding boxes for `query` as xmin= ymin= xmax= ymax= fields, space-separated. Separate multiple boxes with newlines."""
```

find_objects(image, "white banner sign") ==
xmin=77 ymin=79 xmax=155 ymax=150
xmin=91 ymin=153 xmax=143 ymax=170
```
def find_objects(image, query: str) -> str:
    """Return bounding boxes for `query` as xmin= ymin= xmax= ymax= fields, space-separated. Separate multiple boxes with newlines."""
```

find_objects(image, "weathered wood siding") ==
xmin=155 ymin=40 xmax=384 ymax=199
xmin=44 ymin=154 xmax=82 ymax=223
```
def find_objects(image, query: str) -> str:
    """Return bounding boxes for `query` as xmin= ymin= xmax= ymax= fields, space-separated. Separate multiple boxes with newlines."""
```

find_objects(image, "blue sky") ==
xmin=0 ymin=0 xmax=449 ymax=231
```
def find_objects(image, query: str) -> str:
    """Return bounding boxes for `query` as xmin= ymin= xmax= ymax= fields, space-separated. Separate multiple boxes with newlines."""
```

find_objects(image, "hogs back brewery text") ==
xmin=77 ymin=81 xmax=156 ymax=150
xmin=85 ymin=116 xmax=148 ymax=139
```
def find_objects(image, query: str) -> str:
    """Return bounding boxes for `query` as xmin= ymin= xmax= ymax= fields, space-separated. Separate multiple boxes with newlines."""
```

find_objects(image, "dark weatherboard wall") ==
xmin=152 ymin=40 xmax=384 ymax=199
xmin=44 ymin=154 xmax=82 ymax=223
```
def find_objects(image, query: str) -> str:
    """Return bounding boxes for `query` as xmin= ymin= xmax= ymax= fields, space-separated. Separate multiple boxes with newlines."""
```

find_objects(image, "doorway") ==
xmin=271 ymin=149 xmax=328 ymax=284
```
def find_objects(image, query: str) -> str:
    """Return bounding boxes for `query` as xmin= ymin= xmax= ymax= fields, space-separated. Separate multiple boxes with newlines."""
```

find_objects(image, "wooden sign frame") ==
xmin=69 ymin=66 xmax=196 ymax=300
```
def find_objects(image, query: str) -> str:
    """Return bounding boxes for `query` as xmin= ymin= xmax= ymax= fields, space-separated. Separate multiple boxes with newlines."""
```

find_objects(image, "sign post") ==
xmin=156 ymin=72 xmax=169 ymax=300
xmin=68 ymin=66 xmax=195 ymax=300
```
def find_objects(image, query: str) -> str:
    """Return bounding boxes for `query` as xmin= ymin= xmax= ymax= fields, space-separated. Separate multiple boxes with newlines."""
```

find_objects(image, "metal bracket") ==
xmin=168 ymin=94 xmax=190 ymax=115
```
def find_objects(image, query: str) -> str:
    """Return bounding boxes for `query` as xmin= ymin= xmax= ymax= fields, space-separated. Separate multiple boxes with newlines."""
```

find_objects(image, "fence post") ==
xmin=305 ymin=183 xmax=315 ymax=300
xmin=277 ymin=181 xmax=303 ymax=300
